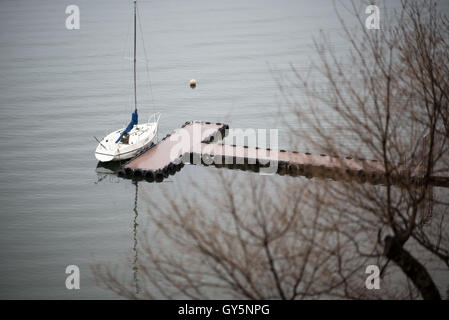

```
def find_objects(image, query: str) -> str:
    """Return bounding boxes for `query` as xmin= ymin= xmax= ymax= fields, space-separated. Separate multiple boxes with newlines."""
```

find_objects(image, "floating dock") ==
xmin=118 ymin=121 xmax=449 ymax=187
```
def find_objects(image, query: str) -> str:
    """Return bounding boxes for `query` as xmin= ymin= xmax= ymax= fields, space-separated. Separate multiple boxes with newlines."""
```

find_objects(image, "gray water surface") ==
xmin=1 ymin=0 xmax=447 ymax=299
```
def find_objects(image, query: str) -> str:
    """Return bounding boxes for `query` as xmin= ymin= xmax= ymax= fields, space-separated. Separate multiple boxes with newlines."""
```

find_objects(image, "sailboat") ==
xmin=95 ymin=0 xmax=159 ymax=162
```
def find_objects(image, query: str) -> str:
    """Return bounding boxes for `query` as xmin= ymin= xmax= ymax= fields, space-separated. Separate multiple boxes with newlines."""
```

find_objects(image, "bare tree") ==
xmin=93 ymin=171 xmax=407 ymax=299
xmin=279 ymin=0 xmax=449 ymax=299
xmin=93 ymin=0 xmax=449 ymax=299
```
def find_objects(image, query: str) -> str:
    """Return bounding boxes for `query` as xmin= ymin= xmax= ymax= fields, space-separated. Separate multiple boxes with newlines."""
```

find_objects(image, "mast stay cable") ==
xmin=136 ymin=2 xmax=156 ymax=115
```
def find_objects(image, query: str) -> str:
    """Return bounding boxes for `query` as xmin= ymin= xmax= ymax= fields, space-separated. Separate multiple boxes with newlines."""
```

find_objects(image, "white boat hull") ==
xmin=95 ymin=121 xmax=158 ymax=162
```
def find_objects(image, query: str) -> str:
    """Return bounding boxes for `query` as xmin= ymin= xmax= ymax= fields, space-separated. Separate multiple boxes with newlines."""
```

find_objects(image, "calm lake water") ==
xmin=1 ymin=0 xmax=448 ymax=299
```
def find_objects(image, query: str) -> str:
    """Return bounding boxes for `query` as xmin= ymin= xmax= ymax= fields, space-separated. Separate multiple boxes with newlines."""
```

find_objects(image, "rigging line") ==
xmin=137 ymin=5 xmax=155 ymax=112
xmin=136 ymin=4 xmax=156 ymax=113
xmin=134 ymin=0 xmax=137 ymax=112
xmin=121 ymin=0 xmax=133 ymax=115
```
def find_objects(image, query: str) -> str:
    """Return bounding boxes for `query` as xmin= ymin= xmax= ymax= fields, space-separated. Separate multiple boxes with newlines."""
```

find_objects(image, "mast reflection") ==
xmin=132 ymin=180 xmax=140 ymax=296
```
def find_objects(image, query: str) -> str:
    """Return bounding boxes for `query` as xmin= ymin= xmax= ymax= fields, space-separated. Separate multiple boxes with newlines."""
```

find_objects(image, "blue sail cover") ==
xmin=115 ymin=111 xmax=138 ymax=143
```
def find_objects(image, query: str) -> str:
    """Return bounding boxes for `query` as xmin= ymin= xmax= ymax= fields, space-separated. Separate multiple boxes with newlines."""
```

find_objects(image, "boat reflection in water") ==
xmin=131 ymin=180 xmax=140 ymax=295
xmin=95 ymin=161 xmax=123 ymax=184
xmin=95 ymin=161 xmax=140 ymax=296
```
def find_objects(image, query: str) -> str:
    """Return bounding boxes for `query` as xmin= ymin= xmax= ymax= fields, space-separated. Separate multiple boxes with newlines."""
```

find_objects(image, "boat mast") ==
xmin=133 ymin=0 xmax=137 ymax=113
